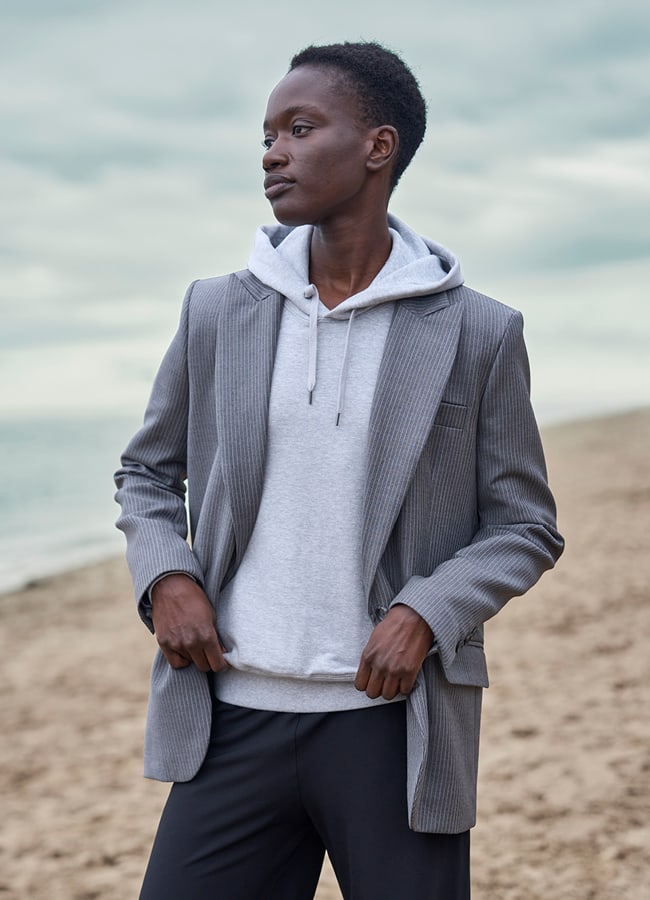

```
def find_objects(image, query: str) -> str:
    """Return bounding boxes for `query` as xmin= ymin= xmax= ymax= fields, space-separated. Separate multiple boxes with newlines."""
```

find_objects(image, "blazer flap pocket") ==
xmin=443 ymin=643 xmax=489 ymax=687
xmin=434 ymin=401 xmax=467 ymax=430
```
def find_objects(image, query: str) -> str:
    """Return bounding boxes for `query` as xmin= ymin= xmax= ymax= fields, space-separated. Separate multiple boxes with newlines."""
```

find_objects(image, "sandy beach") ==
xmin=1 ymin=408 xmax=648 ymax=899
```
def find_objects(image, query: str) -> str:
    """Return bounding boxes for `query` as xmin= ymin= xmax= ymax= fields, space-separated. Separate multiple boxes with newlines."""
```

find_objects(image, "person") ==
xmin=115 ymin=40 xmax=564 ymax=900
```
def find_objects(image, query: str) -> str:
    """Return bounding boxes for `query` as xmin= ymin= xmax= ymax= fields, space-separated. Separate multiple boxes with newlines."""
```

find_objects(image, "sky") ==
xmin=1 ymin=0 xmax=648 ymax=424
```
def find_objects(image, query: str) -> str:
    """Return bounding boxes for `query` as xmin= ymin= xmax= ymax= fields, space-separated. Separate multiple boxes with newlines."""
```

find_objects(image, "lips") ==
xmin=264 ymin=175 xmax=294 ymax=199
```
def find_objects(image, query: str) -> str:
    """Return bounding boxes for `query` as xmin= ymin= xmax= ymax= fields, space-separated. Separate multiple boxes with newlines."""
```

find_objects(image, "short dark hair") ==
xmin=289 ymin=41 xmax=427 ymax=190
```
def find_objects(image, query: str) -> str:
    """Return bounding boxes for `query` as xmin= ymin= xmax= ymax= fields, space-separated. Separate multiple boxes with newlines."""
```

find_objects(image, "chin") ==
xmin=268 ymin=198 xmax=319 ymax=228
xmin=271 ymin=209 xmax=313 ymax=227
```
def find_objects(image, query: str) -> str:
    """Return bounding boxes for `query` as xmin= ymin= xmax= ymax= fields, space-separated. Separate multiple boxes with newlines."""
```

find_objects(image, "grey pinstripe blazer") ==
xmin=115 ymin=270 xmax=563 ymax=833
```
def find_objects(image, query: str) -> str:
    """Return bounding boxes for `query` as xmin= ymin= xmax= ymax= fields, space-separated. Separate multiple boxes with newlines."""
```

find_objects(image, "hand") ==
xmin=151 ymin=574 xmax=229 ymax=673
xmin=354 ymin=604 xmax=433 ymax=700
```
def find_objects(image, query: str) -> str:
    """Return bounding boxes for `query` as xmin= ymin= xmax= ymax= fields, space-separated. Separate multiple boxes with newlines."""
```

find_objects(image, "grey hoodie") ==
xmin=214 ymin=214 xmax=463 ymax=712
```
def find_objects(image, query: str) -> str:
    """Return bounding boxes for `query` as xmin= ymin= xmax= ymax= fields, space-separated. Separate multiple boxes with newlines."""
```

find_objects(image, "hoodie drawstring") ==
xmin=303 ymin=285 xmax=356 ymax=427
xmin=304 ymin=284 xmax=318 ymax=404
xmin=335 ymin=310 xmax=355 ymax=427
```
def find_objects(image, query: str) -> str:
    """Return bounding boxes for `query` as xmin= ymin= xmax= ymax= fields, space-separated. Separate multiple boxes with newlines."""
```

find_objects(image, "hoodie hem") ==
xmin=214 ymin=668 xmax=405 ymax=712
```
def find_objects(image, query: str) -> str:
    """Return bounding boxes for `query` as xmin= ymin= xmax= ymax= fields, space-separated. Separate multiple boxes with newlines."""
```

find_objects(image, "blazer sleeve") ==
xmin=114 ymin=281 xmax=205 ymax=629
xmin=390 ymin=310 xmax=564 ymax=672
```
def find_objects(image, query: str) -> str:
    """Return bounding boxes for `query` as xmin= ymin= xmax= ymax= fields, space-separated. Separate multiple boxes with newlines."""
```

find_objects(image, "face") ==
xmin=261 ymin=65 xmax=375 ymax=227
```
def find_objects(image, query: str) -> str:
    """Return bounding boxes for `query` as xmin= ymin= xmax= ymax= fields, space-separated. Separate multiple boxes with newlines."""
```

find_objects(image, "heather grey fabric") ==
xmin=114 ymin=269 xmax=563 ymax=833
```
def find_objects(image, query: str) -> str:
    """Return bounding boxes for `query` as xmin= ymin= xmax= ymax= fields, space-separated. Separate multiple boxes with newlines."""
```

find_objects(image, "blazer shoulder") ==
xmin=179 ymin=272 xmax=266 ymax=336
xmin=185 ymin=272 xmax=237 ymax=313
xmin=451 ymin=283 xmax=519 ymax=320
xmin=450 ymin=283 xmax=522 ymax=337
xmin=186 ymin=270 xmax=277 ymax=317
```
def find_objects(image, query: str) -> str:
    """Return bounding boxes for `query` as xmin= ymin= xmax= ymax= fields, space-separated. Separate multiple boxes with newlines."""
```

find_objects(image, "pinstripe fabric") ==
xmin=114 ymin=272 xmax=563 ymax=832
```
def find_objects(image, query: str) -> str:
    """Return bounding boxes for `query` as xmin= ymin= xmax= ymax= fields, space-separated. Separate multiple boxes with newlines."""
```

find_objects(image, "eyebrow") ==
xmin=263 ymin=105 xmax=322 ymax=130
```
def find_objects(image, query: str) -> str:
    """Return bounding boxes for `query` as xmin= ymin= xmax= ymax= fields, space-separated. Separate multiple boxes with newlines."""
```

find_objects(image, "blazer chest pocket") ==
xmin=433 ymin=401 xmax=467 ymax=431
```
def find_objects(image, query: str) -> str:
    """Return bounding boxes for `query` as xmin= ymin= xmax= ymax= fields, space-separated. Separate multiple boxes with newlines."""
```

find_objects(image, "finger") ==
xmin=354 ymin=659 xmax=371 ymax=692
xmin=364 ymin=669 xmax=385 ymax=700
xmin=380 ymin=676 xmax=401 ymax=701
xmin=204 ymin=635 xmax=230 ymax=673
xmin=163 ymin=649 xmax=191 ymax=669
xmin=185 ymin=638 xmax=218 ymax=673
xmin=398 ymin=673 xmax=418 ymax=696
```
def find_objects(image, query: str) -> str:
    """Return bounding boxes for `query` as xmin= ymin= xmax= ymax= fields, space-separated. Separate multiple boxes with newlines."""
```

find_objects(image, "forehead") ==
xmin=264 ymin=65 xmax=362 ymax=127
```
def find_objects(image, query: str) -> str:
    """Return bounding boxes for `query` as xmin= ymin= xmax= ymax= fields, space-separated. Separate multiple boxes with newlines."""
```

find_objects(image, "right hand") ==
xmin=151 ymin=573 xmax=229 ymax=673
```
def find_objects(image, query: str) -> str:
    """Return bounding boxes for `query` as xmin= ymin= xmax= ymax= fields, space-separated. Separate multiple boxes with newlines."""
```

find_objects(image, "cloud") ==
xmin=1 ymin=0 xmax=648 ymax=421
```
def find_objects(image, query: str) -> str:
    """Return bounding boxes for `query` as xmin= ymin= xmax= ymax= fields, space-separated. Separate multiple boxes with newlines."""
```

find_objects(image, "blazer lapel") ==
xmin=362 ymin=291 xmax=463 ymax=593
xmin=215 ymin=271 xmax=284 ymax=567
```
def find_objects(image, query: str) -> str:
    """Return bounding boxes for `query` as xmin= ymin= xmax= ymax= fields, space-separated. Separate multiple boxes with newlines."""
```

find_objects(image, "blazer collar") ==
xmin=362 ymin=290 xmax=463 ymax=593
xmin=214 ymin=271 xmax=283 ymax=567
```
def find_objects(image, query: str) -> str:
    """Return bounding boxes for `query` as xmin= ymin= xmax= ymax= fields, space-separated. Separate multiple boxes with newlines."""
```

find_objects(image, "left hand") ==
xmin=354 ymin=603 xmax=433 ymax=700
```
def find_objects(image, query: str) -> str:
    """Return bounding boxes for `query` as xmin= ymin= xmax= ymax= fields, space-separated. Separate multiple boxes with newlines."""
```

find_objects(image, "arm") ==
xmin=114 ymin=282 xmax=227 ymax=672
xmin=356 ymin=311 xmax=563 ymax=697
xmin=114 ymin=281 xmax=202 ymax=626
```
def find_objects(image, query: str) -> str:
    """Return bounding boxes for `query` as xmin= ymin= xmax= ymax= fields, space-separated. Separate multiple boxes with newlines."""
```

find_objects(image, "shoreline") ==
xmin=1 ymin=406 xmax=649 ymax=899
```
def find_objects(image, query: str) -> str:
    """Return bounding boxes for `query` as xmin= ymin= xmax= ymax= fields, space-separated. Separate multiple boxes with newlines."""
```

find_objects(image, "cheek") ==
xmin=306 ymin=150 xmax=338 ymax=178
xmin=314 ymin=148 xmax=366 ymax=191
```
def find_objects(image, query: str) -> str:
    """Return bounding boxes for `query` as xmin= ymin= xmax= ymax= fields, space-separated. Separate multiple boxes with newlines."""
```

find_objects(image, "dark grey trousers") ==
xmin=139 ymin=699 xmax=470 ymax=900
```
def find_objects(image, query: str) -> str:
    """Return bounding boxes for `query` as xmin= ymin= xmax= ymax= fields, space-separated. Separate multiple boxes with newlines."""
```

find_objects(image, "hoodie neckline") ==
xmin=247 ymin=214 xmax=464 ymax=427
xmin=248 ymin=213 xmax=464 ymax=321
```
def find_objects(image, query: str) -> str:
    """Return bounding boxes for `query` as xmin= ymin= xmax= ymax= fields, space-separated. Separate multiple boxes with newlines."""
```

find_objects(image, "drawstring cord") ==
xmin=335 ymin=310 xmax=355 ymax=427
xmin=304 ymin=285 xmax=318 ymax=405
xmin=303 ymin=284 xmax=356 ymax=427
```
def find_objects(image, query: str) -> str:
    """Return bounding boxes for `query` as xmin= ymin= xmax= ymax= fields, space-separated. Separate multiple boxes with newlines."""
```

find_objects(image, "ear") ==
xmin=366 ymin=125 xmax=399 ymax=176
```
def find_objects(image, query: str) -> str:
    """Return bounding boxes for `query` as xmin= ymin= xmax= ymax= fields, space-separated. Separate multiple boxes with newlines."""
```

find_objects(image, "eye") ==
xmin=292 ymin=124 xmax=312 ymax=136
xmin=261 ymin=136 xmax=274 ymax=150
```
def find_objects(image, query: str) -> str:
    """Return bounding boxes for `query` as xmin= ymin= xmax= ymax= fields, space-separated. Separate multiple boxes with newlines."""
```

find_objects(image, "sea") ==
xmin=0 ymin=413 xmax=141 ymax=593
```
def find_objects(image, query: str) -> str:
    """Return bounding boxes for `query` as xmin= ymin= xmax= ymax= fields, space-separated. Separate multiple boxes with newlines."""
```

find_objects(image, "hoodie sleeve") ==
xmin=389 ymin=310 xmax=564 ymax=674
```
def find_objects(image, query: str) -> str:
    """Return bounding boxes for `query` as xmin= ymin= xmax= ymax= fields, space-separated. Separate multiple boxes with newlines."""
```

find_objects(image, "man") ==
xmin=115 ymin=41 xmax=563 ymax=900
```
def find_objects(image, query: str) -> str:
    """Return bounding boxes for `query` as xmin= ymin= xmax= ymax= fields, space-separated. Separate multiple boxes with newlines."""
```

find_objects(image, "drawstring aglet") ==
xmin=308 ymin=390 xmax=313 ymax=405
xmin=335 ymin=412 xmax=341 ymax=427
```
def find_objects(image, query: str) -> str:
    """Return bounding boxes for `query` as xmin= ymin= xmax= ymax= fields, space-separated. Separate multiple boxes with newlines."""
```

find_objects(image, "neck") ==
xmin=309 ymin=211 xmax=392 ymax=309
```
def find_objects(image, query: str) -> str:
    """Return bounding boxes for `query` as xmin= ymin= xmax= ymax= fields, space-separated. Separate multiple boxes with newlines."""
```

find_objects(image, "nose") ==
xmin=262 ymin=139 xmax=289 ymax=172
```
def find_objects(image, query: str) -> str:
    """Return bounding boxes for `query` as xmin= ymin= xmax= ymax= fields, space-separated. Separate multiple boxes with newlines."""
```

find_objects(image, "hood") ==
xmin=247 ymin=213 xmax=463 ymax=319
xmin=246 ymin=214 xmax=464 ymax=426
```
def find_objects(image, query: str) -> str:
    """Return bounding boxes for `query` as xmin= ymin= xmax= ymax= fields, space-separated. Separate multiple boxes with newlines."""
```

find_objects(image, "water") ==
xmin=0 ymin=414 xmax=140 ymax=593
